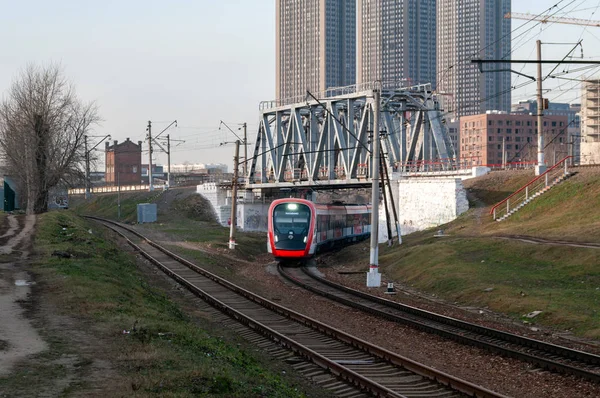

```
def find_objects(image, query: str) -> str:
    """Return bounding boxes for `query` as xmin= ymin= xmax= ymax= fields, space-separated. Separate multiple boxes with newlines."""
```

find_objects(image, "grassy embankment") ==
xmin=71 ymin=188 xmax=266 ymax=266
xmin=74 ymin=172 xmax=600 ymax=341
xmin=4 ymin=207 xmax=324 ymax=397
xmin=336 ymin=168 xmax=600 ymax=338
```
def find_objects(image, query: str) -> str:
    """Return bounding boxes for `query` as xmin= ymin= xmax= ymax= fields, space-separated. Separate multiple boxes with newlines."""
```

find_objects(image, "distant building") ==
xmin=460 ymin=112 xmax=568 ymax=166
xmin=276 ymin=0 xmax=356 ymax=103
xmin=580 ymin=79 xmax=600 ymax=164
xmin=445 ymin=119 xmax=460 ymax=158
xmin=512 ymin=99 xmax=581 ymax=164
xmin=357 ymin=0 xmax=436 ymax=88
xmin=170 ymin=163 xmax=228 ymax=174
xmin=437 ymin=0 xmax=511 ymax=118
xmin=105 ymin=138 xmax=142 ymax=185
xmin=141 ymin=164 xmax=164 ymax=184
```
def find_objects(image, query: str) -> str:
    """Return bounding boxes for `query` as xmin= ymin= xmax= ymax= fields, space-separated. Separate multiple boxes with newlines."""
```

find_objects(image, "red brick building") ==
xmin=105 ymin=138 xmax=142 ymax=185
xmin=460 ymin=113 xmax=568 ymax=167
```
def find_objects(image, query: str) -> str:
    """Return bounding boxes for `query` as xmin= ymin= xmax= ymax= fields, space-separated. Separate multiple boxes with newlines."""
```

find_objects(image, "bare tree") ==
xmin=0 ymin=64 xmax=100 ymax=214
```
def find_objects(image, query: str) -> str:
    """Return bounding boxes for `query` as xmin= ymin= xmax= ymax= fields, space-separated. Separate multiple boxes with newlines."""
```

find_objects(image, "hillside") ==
xmin=71 ymin=169 xmax=600 ymax=339
xmin=324 ymin=166 xmax=600 ymax=338
xmin=460 ymin=166 xmax=600 ymax=242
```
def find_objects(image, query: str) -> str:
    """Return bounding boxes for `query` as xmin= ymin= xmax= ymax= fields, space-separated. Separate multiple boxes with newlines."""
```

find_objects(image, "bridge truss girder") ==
xmin=247 ymin=84 xmax=455 ymax=185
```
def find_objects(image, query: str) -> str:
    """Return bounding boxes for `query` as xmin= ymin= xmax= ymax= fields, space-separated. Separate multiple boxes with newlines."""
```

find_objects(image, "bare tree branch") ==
xmin=0 ymin=64 xmax=101 ymax=213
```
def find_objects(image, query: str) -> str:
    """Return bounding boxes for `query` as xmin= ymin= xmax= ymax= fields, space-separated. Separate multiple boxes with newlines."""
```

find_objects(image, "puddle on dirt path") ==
xmin=0 ymin=270 xmax=47 ymax=376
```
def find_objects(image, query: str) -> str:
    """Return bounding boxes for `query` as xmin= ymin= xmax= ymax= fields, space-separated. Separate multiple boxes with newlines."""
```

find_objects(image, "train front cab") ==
xmin=268 ymin=200 xmax=315 ymax=259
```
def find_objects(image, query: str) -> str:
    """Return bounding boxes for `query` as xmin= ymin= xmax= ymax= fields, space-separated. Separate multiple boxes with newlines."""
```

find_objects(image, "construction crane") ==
xmin=505 ymin=12 xmax=600 ymax=27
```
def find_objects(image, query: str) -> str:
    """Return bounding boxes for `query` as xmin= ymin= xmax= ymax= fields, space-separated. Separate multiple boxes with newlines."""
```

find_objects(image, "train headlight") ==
xmin=274 ymin=235 xmax=278 ymax=242
xmin=286 ymin=203 xmax=298 ymax=210
xmin=303 ymin=236 xmax=307 ymax=243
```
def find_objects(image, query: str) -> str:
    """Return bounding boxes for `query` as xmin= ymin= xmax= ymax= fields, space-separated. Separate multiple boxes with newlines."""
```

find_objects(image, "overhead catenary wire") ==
xmin=511 ymin=0 xmax=600 ymax=101
xmin=103 ymin=2 xmax=600 ymax=171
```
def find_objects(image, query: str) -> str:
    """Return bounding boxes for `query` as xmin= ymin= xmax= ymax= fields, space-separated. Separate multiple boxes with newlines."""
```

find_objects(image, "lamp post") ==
xmin=84 ymin=134 xmax=111 ymax=199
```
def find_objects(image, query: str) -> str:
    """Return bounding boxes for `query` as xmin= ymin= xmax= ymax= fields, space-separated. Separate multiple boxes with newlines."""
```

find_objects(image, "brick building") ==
xmin=460 ymin=112 xmax=568 ymax=167
xmin=105 ymin=138 xmax=142 ymax=185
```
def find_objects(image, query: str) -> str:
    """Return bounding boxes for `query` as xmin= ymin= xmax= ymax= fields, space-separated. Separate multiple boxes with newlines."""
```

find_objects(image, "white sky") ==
xmin=509 ymin=0 xmax=600 ymax=106
xmin=1 ymin=0 xmax=599 ymax=171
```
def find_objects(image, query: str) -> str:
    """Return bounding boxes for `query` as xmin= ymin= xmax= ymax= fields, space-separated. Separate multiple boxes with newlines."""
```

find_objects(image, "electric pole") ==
xmin=167 ymin=134 xmax=171 ymax=188
xmin=84 ymin=134 xmax=110 ymax=199
xmin=471 ymin=44 xmax=600 ymax=173
xmin=84 ymin=135 xmax=90 ymax=199
xmin=367 ymin=89 xmax=382 ymax=288
xmin=219 ymin=120 xmax=247 ymax=180
xmin=229 ymin=140 xmax=240 ymax=250
xmin=536 ymin=40 xmax=546 ymax=175
xmin=154 ymin=135 xmax=183 ymax=189
xmin=117 ymin=172 xmax=121 ymax=219
xmin=243 ymin=122 xmax=247 ymax=178
xmin=149 ymin=120 xmax=177 ymax=189
xmin=147 ymin=120 xmax=154 ymax=191
xmin=502 ymin=136 xmax=506 ymax=169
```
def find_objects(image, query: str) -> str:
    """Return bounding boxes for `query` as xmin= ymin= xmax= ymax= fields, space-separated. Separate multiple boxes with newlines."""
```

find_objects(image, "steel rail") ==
xmin=278 ymin=265 xmax=600 ymax=383
xmin=86 ymin=216 xmax=505 ymax=398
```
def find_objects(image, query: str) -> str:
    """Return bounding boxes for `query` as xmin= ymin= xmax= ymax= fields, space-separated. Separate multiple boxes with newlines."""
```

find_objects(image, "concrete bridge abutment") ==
xmin=196 ymin=167 xmax=483 ymax=240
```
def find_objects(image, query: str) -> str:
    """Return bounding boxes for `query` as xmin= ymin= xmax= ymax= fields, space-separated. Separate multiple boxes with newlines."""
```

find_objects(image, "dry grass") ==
xmin=326 ymin=168 xmax=600 ymax=338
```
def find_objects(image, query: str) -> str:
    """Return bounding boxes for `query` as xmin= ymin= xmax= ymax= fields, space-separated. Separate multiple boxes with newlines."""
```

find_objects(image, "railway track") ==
xmin=88 ymin=216 xmax=505 ymax=398
xmin=279 ymin=265 xmax=600 ymax=383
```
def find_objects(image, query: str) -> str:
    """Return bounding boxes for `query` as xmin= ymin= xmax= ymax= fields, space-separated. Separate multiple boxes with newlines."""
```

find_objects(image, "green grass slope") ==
xmin=70 ymin=171 xmax=600 ymax=339
xmin=14 ymin=208 xmax=326 ymax=397
xmin=459 ymin=167 xmax=600 ymax=242
xmin=334 ymin=167 xmax=600 ymax=338
xmin=70 ymin=186 xmax=266 ymax=263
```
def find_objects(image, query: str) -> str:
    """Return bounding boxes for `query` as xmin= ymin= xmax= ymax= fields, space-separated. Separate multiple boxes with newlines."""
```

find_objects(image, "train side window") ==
xmin=336 ymin=214 xmax=343 ymax=229
xmin=318 ymin=214 xmax=329 ymax=232
xmin=362 ymin=213 xmax=369 ymax=225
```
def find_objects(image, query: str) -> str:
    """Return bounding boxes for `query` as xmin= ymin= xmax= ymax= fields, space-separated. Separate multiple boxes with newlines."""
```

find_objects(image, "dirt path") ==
xmin=0 ymin=214 xmax=47 ymax=376
xmin=0 ymin=215 xmax=36 ymax=256
xmin=0 ymin=215 xmax=19 ymax=239
xmin=494 ymin=234 xmax=600 ymax=249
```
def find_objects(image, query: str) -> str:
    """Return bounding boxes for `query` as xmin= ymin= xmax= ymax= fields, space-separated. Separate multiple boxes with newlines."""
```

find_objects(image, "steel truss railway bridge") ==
xmin=245 ymin=81 xmax=463 ymax=191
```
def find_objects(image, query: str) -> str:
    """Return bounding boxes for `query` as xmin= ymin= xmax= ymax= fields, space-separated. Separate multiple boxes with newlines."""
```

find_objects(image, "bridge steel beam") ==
xmin=247 ymin=83 xmax=456 ymax=187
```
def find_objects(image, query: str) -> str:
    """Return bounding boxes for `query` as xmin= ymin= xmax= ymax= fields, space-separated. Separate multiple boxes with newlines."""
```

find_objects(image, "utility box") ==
xmin=137 ymin=203 xmax=157 ymax=223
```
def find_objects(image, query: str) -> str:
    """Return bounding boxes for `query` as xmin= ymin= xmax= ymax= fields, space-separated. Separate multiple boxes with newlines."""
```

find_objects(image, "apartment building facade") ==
xmin=357 ymin=0 xmax=436 ymax=88
xmin=276 ymin=0 xmax=355 ymax=103
xmin=460 ymin=113 xmax=568 ymax=167
xmin=581 ymin=79 xmax=600 ymax=164
xmin=512 ymin=99 xmax=581 ymax=164
xmin=437 ymin=0 xmax=511 ymax=118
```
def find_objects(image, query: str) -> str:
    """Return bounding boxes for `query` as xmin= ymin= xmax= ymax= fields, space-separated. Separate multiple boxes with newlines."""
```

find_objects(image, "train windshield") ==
xmin=272 ymin=202 xmax=311 ymax=250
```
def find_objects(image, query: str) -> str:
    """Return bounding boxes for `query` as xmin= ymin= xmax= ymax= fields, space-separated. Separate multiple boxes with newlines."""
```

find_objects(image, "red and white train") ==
xmin=267 ymin=198 xmax=371 ymax=260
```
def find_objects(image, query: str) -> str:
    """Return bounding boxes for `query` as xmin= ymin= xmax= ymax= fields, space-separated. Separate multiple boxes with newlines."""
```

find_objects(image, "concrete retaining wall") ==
xmin=198 ymin=177 xmax=470 ymax=237
xmin=197 ymin=183 xmax=228 ymax=225
xmin=396 ymin=178 xmax=469 ymax=235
